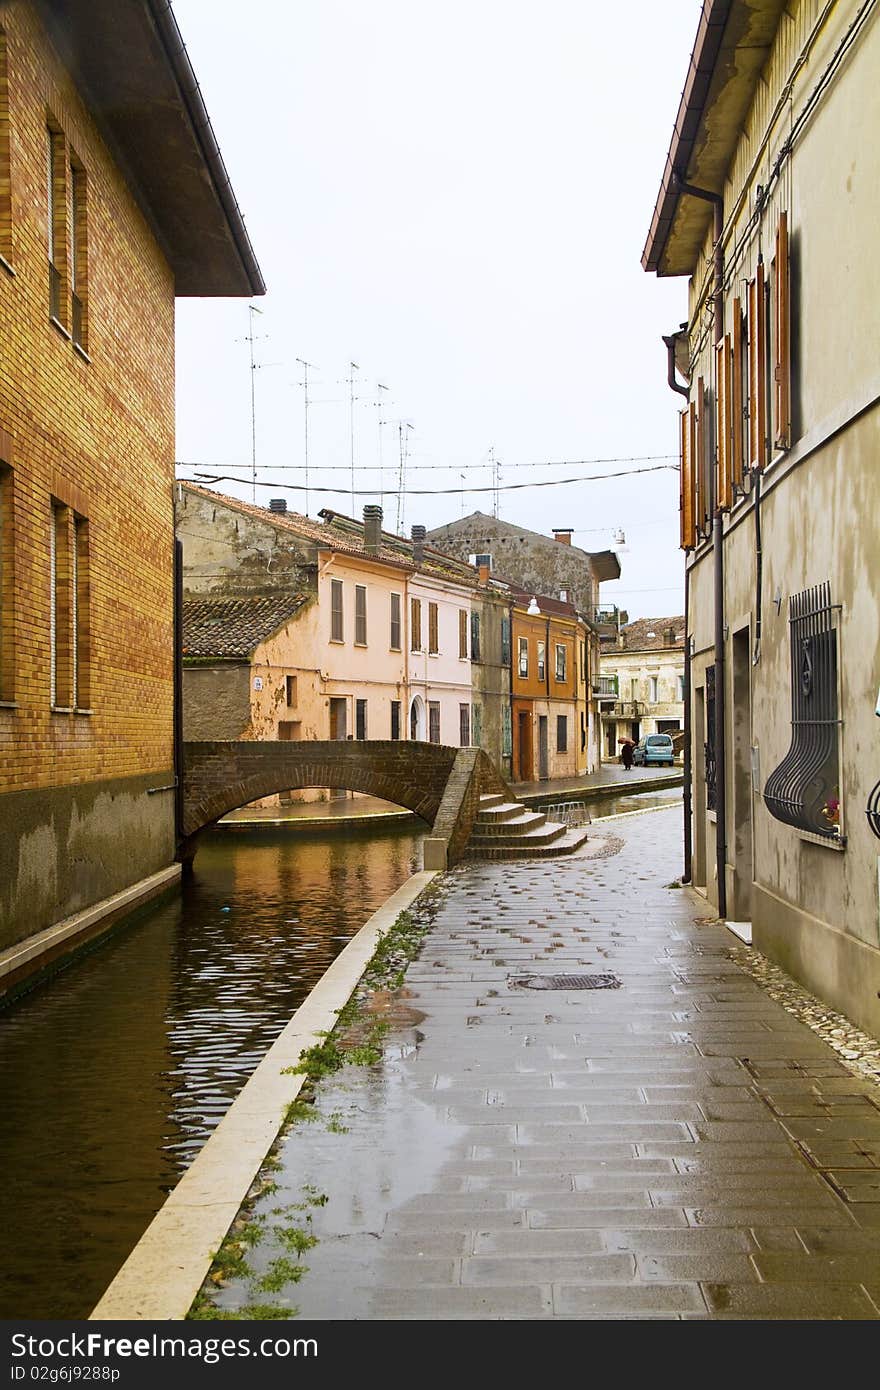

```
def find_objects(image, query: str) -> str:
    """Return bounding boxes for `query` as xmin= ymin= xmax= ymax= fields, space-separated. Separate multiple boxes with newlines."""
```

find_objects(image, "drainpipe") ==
xmin=664 ymin=326 xmax=692 ymax=882
xmin=173 ymin=538 xmax=184 ymax=846
xmin=671 ymin=174 xmax=727 ymax=915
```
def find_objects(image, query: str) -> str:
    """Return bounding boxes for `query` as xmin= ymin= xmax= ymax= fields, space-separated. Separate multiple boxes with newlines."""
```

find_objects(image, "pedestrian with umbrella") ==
xmin=620 ymin=737 xmax=635 ymax=772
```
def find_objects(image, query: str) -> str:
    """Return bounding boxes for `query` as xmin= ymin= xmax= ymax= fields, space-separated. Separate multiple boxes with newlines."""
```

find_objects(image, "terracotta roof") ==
xmin=179 ymin=484 xmax=476 ymax=585
xmin=182 ymin=594 xmax=309 ymax=658
xmin=619 ymin=616 xmax=686 ymax=651
xmin=505 ymin=585 xmax=580 ymax=620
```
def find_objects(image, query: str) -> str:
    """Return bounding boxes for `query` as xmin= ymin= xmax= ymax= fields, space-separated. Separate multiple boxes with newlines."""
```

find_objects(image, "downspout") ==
xmin=173 ymin=537 xmax=184 ymax=849
xmin=664 ymin=330 xmax=692 ymax=881
xmin=671 ymin=174 xmax=727 ymax=916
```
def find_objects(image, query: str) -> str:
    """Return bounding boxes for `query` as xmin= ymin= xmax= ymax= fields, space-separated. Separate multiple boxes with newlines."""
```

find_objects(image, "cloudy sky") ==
xmin=173 ymin=0 xmax=701 ymax=619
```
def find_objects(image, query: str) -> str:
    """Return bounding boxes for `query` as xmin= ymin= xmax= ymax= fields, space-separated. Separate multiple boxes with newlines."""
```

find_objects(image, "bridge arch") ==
xmin=181 ymin=739 xmax=462 ymax=841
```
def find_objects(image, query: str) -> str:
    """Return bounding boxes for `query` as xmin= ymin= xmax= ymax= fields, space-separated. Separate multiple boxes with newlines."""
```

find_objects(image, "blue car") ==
xmin=632 ymin=733 xmax=675 ymax=767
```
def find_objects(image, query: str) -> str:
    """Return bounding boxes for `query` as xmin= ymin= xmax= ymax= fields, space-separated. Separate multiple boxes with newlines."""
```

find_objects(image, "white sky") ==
xmin=173 ymin=0 xmax=702 ymax=620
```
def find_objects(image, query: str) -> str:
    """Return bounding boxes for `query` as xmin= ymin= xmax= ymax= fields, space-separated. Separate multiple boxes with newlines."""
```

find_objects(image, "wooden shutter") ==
xmin=748 ymin=263 xmax=767 ymax=469
xmin=773 ymin=212 xmax=791 ymax=449
xmin=716 ymin=335 xmax=732 ymax=511
xmin=695 ymin=376 xmax=707 ymax=531
xmin=731 ymin=297 xmax=744 ymax=487
xmin=680 ymin=404 xmax=695 ymax=550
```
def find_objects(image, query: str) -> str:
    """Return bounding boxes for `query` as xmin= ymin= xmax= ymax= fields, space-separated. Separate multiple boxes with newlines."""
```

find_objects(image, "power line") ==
xmin=173 ymin=452 xmax=678 ymax=473
xmin=179 ymin=462 xmax=678 ymax=498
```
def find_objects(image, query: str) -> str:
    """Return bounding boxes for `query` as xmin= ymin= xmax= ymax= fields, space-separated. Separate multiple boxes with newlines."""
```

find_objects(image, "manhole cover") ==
xmin=512 ymin=974 xmax=622 ymax=991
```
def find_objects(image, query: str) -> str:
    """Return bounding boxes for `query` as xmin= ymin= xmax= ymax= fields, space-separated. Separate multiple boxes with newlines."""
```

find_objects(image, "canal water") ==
xmin=0 ymin=789 xmax=681 ymax=1319
xmin=0 ymin=823 xmax=423 ymax=1320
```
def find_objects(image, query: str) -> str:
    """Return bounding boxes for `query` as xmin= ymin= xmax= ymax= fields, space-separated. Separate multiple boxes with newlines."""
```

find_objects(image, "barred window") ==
xmin=764 ymin=583 xmax=841 ymax=839
xmin=459 ymin=702 xmax=470 ymax=747
xmin=501 ymin=612 xmax=511 ymax=666
xmin=470 ymin=611 xmax=481 ymax=662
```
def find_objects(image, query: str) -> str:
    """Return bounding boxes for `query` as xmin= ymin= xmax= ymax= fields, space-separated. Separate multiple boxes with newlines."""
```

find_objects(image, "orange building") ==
xmin=0 ymin=3 xmax=261 ymax=975
xmin=510 ymin=592 xmax=588 ymax=783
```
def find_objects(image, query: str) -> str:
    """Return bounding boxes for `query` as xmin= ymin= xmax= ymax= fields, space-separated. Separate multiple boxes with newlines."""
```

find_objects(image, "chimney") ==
xmin=269 ymin=498 xmax=287 ymax=514
xmin=559 ymin=589 xmax=568 ymax=603
xmin=363 ymin=503 xmax=383 ymax=556
xmin=665 ymin=625 xmax=676 ymax=646
xmin=411 ymin=523 xmax=426 ymax=566
xmin=553 ymin=528 xmax=573 ymax=545
xmin=478 ymin=563 xmax=490 ymax=586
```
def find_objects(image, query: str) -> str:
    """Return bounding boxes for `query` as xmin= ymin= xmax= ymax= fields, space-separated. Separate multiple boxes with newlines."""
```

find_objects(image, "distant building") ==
xmin=427 ymin=513 xmax=620 ymax=771
xmin=509 ymin=591 xmax=589 ymax=783
xmin=599 ymin=618 xmax=685 ymax=761
xmin=177 ymin=488 xmax=501 ymax=782
xmin=643 ymin=0 xmax=880 ymax=1034
xmin=0 ymin=3 xmax=261 ymax=973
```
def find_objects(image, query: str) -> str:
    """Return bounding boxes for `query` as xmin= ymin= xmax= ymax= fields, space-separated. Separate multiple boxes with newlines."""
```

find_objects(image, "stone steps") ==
xmin=468 ymin=793 xmax=588 ymax=859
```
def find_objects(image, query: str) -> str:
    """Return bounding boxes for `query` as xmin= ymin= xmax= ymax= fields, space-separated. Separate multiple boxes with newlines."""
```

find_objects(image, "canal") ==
xmin=0 ymin=787 xmax=681 ymax=1320
xmin=0 ymin=821 xmax=424 ymax=1320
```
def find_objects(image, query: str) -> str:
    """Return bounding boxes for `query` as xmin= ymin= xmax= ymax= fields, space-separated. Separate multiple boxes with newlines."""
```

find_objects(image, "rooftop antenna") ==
xmin=490 ymin=445 xmax=501 ymax=518
xmin=295 ymin=358 xmax=318 ymax=516
xmin=396 ymin=421 xmax=414 ymax=534
xmin=246 ymin=303 xmax=264 ymax=501
xmin=347 ymin=361 xmax=359 ymax=515
xmin=375 ymin=382 xmax=390 ymax=508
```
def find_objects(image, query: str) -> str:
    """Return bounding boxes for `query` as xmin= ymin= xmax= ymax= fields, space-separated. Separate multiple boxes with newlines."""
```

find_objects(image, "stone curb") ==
xmin=89 ymin=869 xmax=439 ymax=1322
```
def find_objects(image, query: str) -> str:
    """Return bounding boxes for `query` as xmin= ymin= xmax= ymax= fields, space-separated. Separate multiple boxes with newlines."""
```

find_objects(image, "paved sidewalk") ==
xmin=213 ymin=806 xmax=880 ymax=1320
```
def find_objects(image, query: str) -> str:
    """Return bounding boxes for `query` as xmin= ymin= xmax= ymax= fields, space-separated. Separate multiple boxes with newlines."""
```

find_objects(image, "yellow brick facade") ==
xmin=0 ymin=4 xmax=176 ymax=946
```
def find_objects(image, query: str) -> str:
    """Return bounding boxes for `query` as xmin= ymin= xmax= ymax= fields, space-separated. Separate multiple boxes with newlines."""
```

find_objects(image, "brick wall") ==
xmin=0 ymin=5 xmax=177 ymax=942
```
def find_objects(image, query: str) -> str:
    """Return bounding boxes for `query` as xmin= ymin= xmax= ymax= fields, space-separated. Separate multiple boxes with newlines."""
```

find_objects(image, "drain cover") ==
xmin=513 ymin=973 xmax=622 ymax=991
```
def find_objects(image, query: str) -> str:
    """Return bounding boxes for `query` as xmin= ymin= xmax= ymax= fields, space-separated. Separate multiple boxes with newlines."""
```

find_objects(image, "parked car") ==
xmin=632 ymin=733 xmax=675 ymax=767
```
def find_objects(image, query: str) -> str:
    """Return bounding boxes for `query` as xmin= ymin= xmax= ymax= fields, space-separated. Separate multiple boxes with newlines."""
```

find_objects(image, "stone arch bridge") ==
xmin=180 ymin=740 xmax=510 ymax=868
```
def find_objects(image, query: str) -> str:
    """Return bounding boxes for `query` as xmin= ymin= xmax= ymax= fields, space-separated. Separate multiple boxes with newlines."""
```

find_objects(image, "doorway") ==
xmin=409 ymin=695 xmax=425 ymax=741
xmin=693 ymin=685 xmax=707 ymax=888
xmin=538 ymin=715 xmax=549 ymax=780
xmin=329 ymin=698 xmax=347 ymax=740
xmin=516 ymin=708 xmax=533 ymax=782
xmin=731 ymin=627 xmax=754 ymax=920
xmin=329 ymin=697 xmax=348 ymax=801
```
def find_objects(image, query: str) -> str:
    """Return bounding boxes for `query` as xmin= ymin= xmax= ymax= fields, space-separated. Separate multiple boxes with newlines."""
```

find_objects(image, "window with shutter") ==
xmin=355 ymin=585 xmax=367 ymax=646
xmin=695 ymin=376 xmax=709 ymax=531
xmin=330 ymin=578 xmax=344 ymax=642
xmin=459 ymin=608 xmax=468 ymax=658
xmin=390 ymin=592 xmax=401 ymax=650
xmin=470 ymin=611 xmax=481 ymax=662
xmin=680 ymin=405 xmax=695 ymax=550
xmin=716 ymin=335 xmax=732 ymax=511
xmin=748 ymin=262 xmax=767 ymax=470
xmin=428 ymin=601 xmax=439 ymax=654
xmin=731 ymin=297 xmax=745 ymax=487
xmin=410 ymin=597 xmax=421 ymax=651
xmin=773 ymin=212 xmax=791 ymax=450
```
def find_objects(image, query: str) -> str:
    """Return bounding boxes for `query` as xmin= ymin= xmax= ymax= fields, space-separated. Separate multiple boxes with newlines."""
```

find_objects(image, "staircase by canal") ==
xmin=466 ymin=792 xmax=589 ymax=860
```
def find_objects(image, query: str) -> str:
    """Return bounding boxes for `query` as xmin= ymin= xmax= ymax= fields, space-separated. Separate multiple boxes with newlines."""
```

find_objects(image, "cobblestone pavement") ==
xmin=213 ymin=806 xmax=880 ymax=1320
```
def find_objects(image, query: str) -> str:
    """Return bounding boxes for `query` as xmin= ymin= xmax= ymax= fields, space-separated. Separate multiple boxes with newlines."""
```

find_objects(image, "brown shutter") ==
xmin=748 ymin=263 xmax=767 ymax=469
xmin=773 ymin=212 xmax=791 ymax=449
xmin=716 ymin=335 xmax=732 ymax=511
xmin=731 ymin=297 xmax=744 ymax=486
xmin=679 ymin=407 xmax=694 ymax=550
xmin=695 ymin=376 xmax=707 ymax=530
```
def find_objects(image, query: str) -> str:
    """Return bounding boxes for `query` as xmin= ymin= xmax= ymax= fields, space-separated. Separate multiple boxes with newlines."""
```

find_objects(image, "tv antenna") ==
xmin=295 ymin=358 xmax=318 ymax=515
xmin=394 ymin=421 xmax=414 ymax=533
xmin=237 ymin=303 xmax=265 ymax=501
xmin=374 ymin=382 xmax=390 ymax=508
xmin=490 ymin=445 xmax=502 ymax=518
xmin=347 ymin=362 xmax=359 ymax=515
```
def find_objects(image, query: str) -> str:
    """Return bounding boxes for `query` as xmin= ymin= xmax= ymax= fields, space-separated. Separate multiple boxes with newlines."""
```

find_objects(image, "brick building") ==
xmin=0 ymin=2 xmax=262 ymax=973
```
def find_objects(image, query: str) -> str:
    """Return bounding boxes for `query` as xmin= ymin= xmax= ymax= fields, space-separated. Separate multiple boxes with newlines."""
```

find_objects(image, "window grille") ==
xmin=501 ymin=613 xmax=511 ymax=666
xmin=470 ymin=611 xmax=481 ymax=662
xmin=764 ymin=582 xmax=841 ymax=838
xmin=459 ymin=703 xmax=470 ymax=747
xmin=705 ymin=665 xmax=717 ymax=813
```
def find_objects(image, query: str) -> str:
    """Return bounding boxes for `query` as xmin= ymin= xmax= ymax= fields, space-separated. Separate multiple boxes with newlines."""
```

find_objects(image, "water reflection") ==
xmin=0 ymin=824 xmax=422 ymax=1319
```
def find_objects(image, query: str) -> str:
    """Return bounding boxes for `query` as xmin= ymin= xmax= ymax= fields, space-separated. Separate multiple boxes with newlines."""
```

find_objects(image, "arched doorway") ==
xmin=409 ymin=695 xmax=425 ymax=741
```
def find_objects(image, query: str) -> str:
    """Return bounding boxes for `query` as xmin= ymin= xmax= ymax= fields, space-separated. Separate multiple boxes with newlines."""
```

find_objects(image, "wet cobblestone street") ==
xmin=213 ymin=806 xmax=880 ymax=1320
